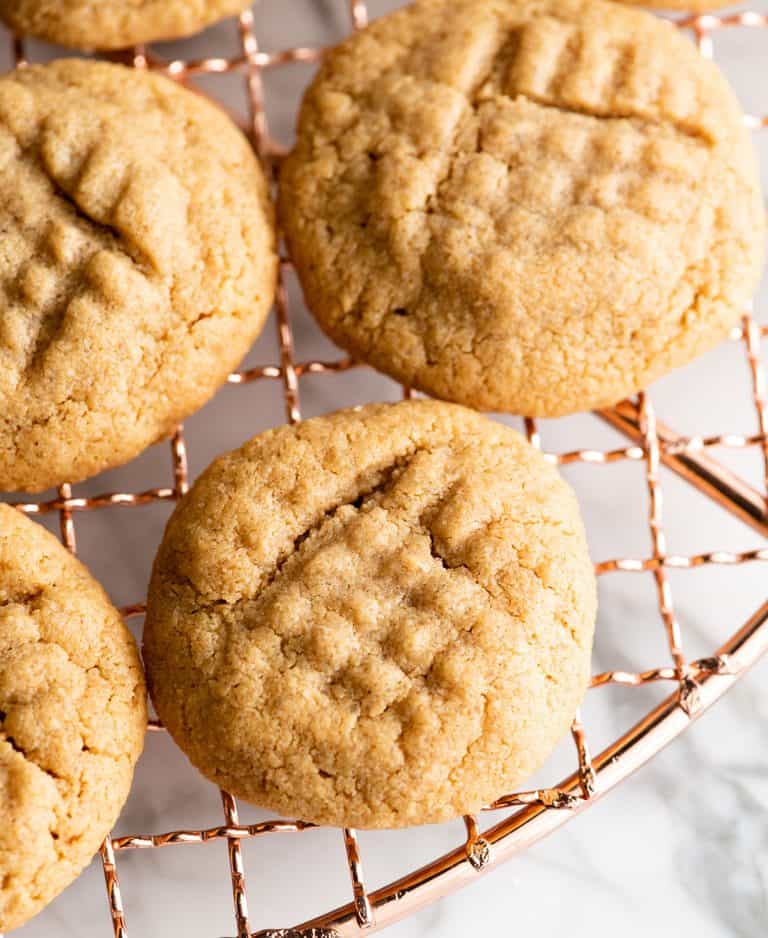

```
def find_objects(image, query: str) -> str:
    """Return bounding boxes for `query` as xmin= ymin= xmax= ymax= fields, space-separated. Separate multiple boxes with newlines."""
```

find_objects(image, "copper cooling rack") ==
xmin=4 ymin=3 xmax=768 ymax=936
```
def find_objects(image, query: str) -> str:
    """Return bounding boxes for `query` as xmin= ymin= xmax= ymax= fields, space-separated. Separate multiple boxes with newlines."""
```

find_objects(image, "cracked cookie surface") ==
xmin=0 ymin=504 xmax=146 ymax=932
xmin=0 ymin=0 xmax=252 ymax=49
xmin=280 ymin=0 xmax=764 ymax=417
xmin=143 ymin=400 xmax=596 ymax=828
xmin=619 ymin=1 xmax=735 ymax=10
xmin=0 ymin=59 xmax=277 ymax=492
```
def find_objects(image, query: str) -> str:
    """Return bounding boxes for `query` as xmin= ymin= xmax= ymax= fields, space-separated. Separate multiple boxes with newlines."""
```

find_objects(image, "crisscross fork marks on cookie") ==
xmin=4 ymin=3 xmax=768 ymax=937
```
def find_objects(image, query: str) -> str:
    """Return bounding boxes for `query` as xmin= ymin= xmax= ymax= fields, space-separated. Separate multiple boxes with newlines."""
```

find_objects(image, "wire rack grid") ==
xmin=3 ymin=3 xmax=768 ymax=936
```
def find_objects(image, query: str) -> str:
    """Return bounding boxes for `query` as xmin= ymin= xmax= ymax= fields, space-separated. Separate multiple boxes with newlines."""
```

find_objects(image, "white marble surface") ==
xmin=2 ymin=2 xmax=768 ymax=936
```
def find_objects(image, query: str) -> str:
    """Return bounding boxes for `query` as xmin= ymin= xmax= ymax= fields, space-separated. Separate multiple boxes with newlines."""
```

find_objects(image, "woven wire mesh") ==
xmin=3 ymin=3 xmax=768 ymax=936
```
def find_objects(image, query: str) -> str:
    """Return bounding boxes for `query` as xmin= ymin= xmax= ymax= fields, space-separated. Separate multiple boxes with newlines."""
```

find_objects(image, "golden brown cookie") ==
xmin=620 ymin=1 xmax=736 ymax=11
xmin=144 ymin=400 xmax=596 ymax=828
xmin=0 ymin=504 xmax=146 ymax=932
xmin=0 ymin=0 xmax=252 ymax=49
xmin=280 ymin=0 xmax=764 ymax=417
xmin=0 ymin=59 xmax=276 ymax=493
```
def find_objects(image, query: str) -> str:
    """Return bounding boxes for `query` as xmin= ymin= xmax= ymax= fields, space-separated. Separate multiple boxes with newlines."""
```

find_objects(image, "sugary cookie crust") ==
xmin=0 ymin=505 xmax=146 ymax=932
xmin=144 ymin=401 xmax=596 ymax=828
xmin=0 ymin=59 xmax=277 ymax=492
xmin=0 ymin=0 xmax=252 ymax=50
xmin=280 ymin=0 xmax=764 ymax=417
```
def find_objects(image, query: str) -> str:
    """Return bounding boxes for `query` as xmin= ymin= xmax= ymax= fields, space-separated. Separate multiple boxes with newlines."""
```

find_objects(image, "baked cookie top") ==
xmin=144 ymin=401 xmax=596 ymax=828
xmin=620 ymin=0 xmax=734 ymax=10
xmin=0 ymin=504 xmax=146 ymax=932
xmin=0 ymin=59 xmax=276 ymax=492
xmin=280 ymin=0 xmax=764 ymax=417
xmin=0 ymin=0 xmax=252 ymax=49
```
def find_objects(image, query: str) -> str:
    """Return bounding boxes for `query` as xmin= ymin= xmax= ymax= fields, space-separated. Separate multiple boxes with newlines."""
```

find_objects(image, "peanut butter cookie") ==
xmin=280 ymin=0 xmax=764 ymax=416
xmin=144 ymin=401 xmax=596 ymax=828
xmin=0 ymin=504 xmax=146 ymax=932
xmin=0 ymin=59 xmax=276 ymax=492
xmin=0 ymin=0 xmax=252 ymax=49
xmin=621 ymin=1 xmax=735 ymax=11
